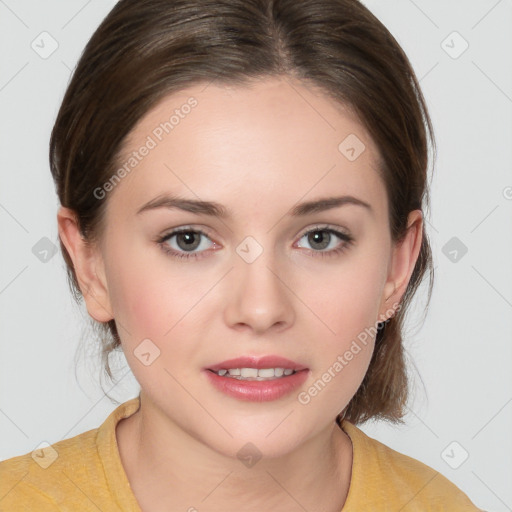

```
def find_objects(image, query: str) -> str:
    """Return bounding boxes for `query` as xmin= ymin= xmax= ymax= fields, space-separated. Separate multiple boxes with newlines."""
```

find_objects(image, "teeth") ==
xmin=214 ymin=367 xmax=298 ymax=379
xmin=257 ymin=368 xmax=275 ymax=378
xmin=240 ymin=368 xmax=258 ymax=378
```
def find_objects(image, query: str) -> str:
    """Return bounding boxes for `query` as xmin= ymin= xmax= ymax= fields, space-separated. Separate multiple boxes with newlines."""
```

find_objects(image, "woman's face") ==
xmin=66 ymin=77 xmax=419 ymax=457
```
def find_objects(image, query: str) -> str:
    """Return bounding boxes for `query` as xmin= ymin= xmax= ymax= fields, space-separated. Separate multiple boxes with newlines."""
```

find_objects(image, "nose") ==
xmin=223 ymin=247 xmax=295 ymax=334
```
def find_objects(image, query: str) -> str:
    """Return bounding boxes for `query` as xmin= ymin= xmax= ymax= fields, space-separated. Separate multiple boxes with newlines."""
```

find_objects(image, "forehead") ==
xmin=109 ymin=77 xmax=386 ymax=219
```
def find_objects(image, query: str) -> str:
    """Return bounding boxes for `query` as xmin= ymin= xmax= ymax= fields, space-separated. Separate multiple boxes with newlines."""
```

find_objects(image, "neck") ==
xmin=116 ymin=395 xmax=353 ymax=512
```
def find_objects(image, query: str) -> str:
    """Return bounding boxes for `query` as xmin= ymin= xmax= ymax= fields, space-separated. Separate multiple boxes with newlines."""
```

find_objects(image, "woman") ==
xmin=0 ymin=0 xmax=483 ymax=509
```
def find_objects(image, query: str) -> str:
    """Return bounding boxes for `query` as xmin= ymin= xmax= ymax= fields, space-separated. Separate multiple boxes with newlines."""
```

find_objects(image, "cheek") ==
xmin=298 ymin=262 xmax=384 ymax=412
xmin=105 ymin=241 xmax=212 ymax=350
xmin=102 ymin=236 xmax=175 ymax=341
xmin=105 ymin=257 xmax=200 ymax=392
xmin=296 ymin=247 xmax=388 ymax=399
xmin=110 ymin=272 xmax=187 ymax=345
xmin=305 ymin=255 xmax=386 ymax=342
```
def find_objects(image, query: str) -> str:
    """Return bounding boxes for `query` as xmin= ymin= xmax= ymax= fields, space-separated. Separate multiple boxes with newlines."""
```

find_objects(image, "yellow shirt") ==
xmin=0 ymin=397 xmax=483 ymax=511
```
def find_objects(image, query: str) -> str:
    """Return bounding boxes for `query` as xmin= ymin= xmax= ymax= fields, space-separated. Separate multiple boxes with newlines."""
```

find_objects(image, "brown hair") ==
xmin=50 ymin=0 xmax=435 ymax=425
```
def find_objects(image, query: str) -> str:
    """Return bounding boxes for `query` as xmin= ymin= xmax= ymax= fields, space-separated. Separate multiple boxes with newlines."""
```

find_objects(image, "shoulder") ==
xmin=0 ymin=397 xmax=141 ymax=511
xmin=341 ymin=420 xmax=484 ymax=511
xmin=0 ymin=427 xmax=99 ymax=510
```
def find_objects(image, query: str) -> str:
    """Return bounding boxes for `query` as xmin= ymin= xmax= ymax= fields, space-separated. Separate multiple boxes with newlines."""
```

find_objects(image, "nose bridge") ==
xmin=224 ymin=234 xmax=294 ymax=332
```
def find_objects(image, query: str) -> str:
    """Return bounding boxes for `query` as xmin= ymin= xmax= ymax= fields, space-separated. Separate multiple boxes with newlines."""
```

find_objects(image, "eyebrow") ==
xmin=136 ymin=194 xmax=373 ymax=218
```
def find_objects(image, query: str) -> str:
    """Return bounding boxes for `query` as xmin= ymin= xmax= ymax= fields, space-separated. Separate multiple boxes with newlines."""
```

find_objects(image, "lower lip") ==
xmin=204 ymin=369 xmax=310 ymax=402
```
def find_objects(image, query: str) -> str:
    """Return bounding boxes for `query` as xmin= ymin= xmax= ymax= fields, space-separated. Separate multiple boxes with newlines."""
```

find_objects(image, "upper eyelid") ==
xmin=161 ymin=223 xmax=350 ymax=236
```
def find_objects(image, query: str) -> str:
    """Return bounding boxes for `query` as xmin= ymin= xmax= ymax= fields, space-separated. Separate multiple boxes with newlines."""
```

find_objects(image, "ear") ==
xmin=57 ymin=206 xmax=114 ymax=323
xmin=379 ymin=209 xmax=423 ymax=319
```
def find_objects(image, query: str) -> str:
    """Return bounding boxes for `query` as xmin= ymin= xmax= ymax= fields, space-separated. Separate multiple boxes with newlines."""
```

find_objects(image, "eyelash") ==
xmin=156 ymin=225 xmax=355 ymax=261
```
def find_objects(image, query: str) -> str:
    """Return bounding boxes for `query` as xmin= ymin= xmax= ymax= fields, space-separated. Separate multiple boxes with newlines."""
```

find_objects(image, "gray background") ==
xmin=1 ymin=1 xmax=511 ymax=510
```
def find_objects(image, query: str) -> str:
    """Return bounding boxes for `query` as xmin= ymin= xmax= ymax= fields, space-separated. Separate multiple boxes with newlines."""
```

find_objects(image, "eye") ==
xmin=156 ymin=224 xmax=354 ymax=261
xmin=295 ymin=225 xmax=354 ymax=258
xmin=156 ymin=227 xmax=217 ymax=260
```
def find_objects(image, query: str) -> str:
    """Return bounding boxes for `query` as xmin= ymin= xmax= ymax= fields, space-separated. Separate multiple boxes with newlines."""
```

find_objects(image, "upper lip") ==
xmin=206 ymin=355 xmax=308 ymax=372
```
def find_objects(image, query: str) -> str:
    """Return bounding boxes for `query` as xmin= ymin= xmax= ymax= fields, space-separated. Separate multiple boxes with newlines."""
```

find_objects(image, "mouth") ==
xmin=203 ymin=356 xmax=310 ymax=402
xmin=207 ymin=367 xmax=303 ymax=381
xmin=205 ymin=355 xmax=308 ymax=381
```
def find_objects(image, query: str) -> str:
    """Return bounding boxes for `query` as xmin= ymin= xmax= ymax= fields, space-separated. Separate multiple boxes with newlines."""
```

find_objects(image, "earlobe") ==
xmin=381 ymin=210 xmax=423 ymax=316
xmin=57 ymin=206 xmax=114 ymax=323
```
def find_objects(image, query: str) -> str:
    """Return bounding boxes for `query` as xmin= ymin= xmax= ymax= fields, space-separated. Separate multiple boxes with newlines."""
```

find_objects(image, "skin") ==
xmin=58 ymin=76 xmax=423 ymax=511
